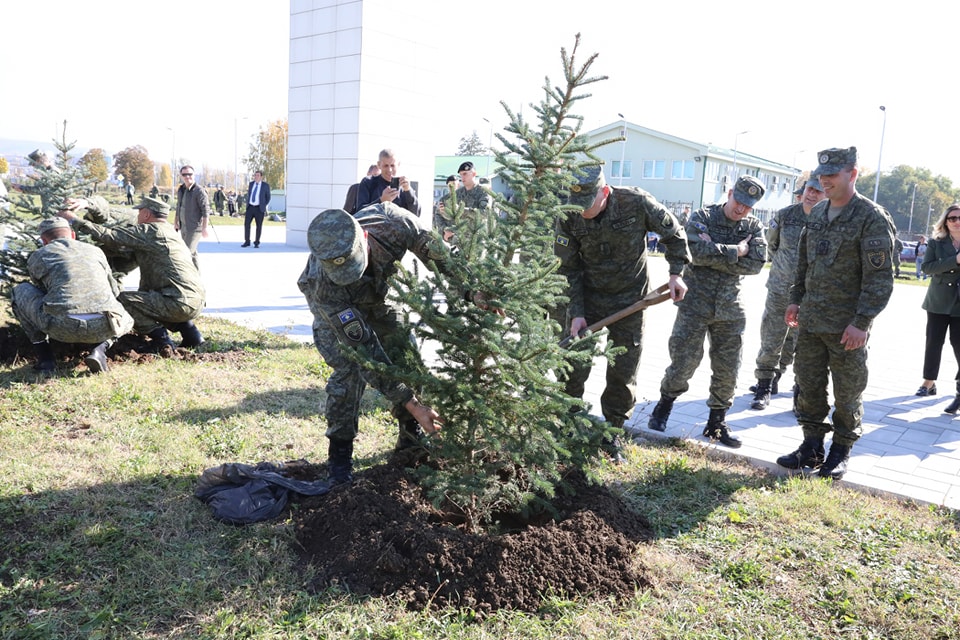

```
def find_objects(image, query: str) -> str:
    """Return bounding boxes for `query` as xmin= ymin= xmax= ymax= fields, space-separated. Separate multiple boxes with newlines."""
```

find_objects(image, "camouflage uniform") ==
xmin=555 ymin=186 xmax=689 ymax=428
xmin=11 ymin=237 xmax=134 ymax=344
xmin=297 ymin=203 xmax=442 ymax=441
xmin=659 ymin=203 xmax=767 ymax=409
xmin=434 ymin=184 xmax=492 ymax=245
xmin=791 ymin=191 xmax=895 ymax=446
xmin=72 ymin=207 xmax=205 ymax=334
xmin=175 ymin=183 xmax=210 ymax=269
xmin=754 ymin=202 xmax=807 ymax=381
xmin=74 ymin=196 xmax=139 ymax=277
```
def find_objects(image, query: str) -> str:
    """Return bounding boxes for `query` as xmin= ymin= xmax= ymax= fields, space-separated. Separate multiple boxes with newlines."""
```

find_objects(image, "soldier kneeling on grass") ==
xmin=11 ymin=217 xmax=134 ymax=373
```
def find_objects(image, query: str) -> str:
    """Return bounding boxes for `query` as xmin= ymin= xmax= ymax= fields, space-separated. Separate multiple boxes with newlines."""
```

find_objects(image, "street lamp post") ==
xmin=482 ymin=117 xmax=493 ymax=177
xmin=234 ymin=116 xmax=248 ymax=194
xmin=908 ymin=183 xmax=917 ymax=234
xmin=873 ymin=105 xmax=886 ymax=202
xmin=617 ymin=113 xmax=626 ymax=186
xmin=926 ymin=201 xmax=934 ymax=235
xmin=732 ymin=130 xmax=749 ymax=178
xmin=166 ymin=127 xmax=175 ymax=197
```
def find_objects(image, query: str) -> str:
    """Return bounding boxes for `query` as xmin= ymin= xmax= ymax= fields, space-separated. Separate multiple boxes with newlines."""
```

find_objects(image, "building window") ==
xmin=612 ymin=160 xmax=632 ymax=178
xmin=671 ymin=160 xmax=695 ymax=180
xmin=642 ymin=159 xmax=665 ymax=179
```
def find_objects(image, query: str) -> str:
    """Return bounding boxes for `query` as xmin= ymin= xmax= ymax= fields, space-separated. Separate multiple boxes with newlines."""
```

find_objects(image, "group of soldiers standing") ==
xmin=296 ymin=144 xmax=895 ymax=486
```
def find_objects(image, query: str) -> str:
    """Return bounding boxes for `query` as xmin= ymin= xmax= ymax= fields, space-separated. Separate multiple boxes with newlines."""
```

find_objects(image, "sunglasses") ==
xmin=181 ymin=173 xmax=194 ymax=177
xmin=947 ymin=216 xmax=960 ymax=223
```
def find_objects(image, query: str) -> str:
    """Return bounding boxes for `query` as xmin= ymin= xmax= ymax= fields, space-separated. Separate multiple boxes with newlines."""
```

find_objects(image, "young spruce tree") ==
xmin=386 ymin=35 xmax=620 ymax=529
xmin=0 ymin=122 xmax=89 ymax=292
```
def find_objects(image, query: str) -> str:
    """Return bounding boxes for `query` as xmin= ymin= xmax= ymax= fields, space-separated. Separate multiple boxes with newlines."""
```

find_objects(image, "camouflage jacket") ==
xmin=27 ymin=238 xmax=129 ymax=319
xmin=434 ymin=185 xmax=494 ymax=244
xmin=73 ymin=216 xmax=205 ymax=306
xmin=297 ymin=203 xmax=446 ymax=406
xmin=554 ymin=186 xmax=690 ymax=319
xmin=678 ymin=203 xmax=767 ymax=321
xmin=765 ymin=202 xmax=809 ymax=293
xmin=790 ymin=191 xmax=895 ymax=332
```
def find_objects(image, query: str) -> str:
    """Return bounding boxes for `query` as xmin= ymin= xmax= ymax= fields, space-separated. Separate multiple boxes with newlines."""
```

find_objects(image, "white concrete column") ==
xmin=287 ymin=0 xmax=440 ymax=247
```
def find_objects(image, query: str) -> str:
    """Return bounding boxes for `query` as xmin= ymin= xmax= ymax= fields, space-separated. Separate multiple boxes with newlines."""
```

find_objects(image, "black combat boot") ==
xmin=32 ymin=341 xmax=55 ymax=372
xmin=750 ymin=379 xmax=772 ymax=410
xmin=944 ymin=380 xmax=960 ymax=415
xmin=818 ymin=443 xmax=851 ymax=480
xmin=174 ymin=321 xmax=205 ymax=348
xmin=148 ymin=327 xmax=176 ymax=353
xmin=750 ymin=371 xmax=781 ymax=394
xmin=327 ymin=439 xmax=354 ymax=485
xmin=84 ymin=339 xmax=112 ymax=373
xmin=602 ymin=420 xmax=626 ymax=465
xmin=648 ymin=395 xmax=676 ymax=432
xmin=395 ymin=418 xmax=426 ymax=451
xmin=776 ymin=436 xmax=825 ymax=469
xmin=703 ymin=408 xmax=741 ymax=448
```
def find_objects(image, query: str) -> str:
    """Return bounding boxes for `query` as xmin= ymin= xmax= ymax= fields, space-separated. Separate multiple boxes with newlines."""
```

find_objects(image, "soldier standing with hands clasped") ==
xmin=648 ymin=175 xmax=768 ymax=447
xmin=776 ymin=147 xmax=895 ymax=479
xmin=555 ymin=165 xmax=689 ymax=460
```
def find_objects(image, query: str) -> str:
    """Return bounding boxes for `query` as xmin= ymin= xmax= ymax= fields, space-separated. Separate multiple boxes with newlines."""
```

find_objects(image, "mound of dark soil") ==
xmin=294 ymin=460 xmax=653 ymax=614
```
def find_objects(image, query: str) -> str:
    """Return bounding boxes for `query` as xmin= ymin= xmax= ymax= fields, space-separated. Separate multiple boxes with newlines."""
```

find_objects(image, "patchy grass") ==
xmin=1 ymin=313 xmax=958 ymax=639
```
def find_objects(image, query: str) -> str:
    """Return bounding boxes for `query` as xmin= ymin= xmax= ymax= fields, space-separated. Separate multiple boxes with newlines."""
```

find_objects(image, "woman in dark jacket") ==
xmin=918 ymin=204 xmax=960 ymax=413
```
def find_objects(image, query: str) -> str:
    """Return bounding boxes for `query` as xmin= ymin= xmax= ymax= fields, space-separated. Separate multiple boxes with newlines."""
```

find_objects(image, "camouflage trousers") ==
xmin=754 ymin=289 xmax=798 ymax=380
xmin=119 ymin=290 xmax=203 ymax=334
xmin=794 ymin=329 xmax=867 ymax=447
xmin=563 ymin=301 xmax=645 ymax=428
xmin=660 ymin=308 xmax=745 ymax=410
xmin=312 ymin=305 xmax=423 ymax=442
xmin=11 ymin=282 xmax=134 ymax=344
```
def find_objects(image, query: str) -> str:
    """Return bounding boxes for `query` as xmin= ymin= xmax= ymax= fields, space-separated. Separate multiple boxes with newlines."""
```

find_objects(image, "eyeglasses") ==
xmin=180 ymin=173 xmax=193 ymax=177
xmin=947 ymin=216 xmax=960 ymax=223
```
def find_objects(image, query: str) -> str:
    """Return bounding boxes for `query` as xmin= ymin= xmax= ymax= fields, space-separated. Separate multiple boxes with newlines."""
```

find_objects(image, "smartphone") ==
xmin=390 ymin=177 xmax=400 ymax=189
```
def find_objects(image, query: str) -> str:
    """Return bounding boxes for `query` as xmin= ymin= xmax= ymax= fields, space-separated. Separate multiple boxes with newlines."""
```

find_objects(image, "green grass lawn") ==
xmin=1 ymin=313 xmax=958 ymax=639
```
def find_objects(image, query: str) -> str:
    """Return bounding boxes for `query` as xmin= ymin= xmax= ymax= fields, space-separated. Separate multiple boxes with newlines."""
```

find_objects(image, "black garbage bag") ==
xmin=194 ymin=460 xmax=333 ymax=524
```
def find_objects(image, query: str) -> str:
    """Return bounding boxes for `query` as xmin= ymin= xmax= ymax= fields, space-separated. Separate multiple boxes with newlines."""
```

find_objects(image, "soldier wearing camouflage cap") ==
xmin=648 ymin=175 xmax=768 ymax=448
xmin=56 ymin=195 xmax=206 ymax=353
xmin=298 ymin=202 xmax=460 ymax=486
xmin=435 ymin=161 xmax=493 ymax=248
xmin=777 ymin=147 xmax=896 ymax=480
xmin=554 ymin=164 xmax=691 ymax=461
xmin=10 ymin=216 xmax=134 ymax=374
xmin=748 ymin=172 xmax=825 ymax=412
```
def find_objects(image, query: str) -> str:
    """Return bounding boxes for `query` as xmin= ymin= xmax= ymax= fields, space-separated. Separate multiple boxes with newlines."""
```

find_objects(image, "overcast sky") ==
xmin=3 ymin=0 xmax=955 ymax=187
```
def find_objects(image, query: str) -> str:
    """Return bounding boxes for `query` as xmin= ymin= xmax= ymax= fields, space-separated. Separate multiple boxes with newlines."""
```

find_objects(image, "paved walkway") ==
xmin=191 ymin=224 xmax=960 ymax=510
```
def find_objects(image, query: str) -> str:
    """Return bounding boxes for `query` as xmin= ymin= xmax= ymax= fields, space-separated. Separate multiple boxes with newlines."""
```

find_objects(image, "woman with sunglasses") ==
xmin=916 ymin=204 xmax=960 ymax=412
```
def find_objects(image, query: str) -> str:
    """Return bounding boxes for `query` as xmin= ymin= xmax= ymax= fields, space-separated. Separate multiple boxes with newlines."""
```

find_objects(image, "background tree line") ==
xmin=858 ymin=166 xmax=960 ymax=239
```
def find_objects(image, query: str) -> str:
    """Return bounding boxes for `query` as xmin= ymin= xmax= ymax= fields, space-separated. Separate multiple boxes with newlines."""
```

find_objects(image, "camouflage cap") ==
xmin=815 ymin=147 xmax=858 ymax=175
xmin=37 ymin=217 xmax=70 ymax=235
xmin=803 ymin=176 xmax=823 ymax=192
xmin=566 ymin=165 xmax=606 ymax=208
xmin=132 ymin=195 xmax=171 ymax=217
xmin=308 ymin=209 xmax=368 ymax=285
xmin=733 ymin=175 xmax=765 ymax=208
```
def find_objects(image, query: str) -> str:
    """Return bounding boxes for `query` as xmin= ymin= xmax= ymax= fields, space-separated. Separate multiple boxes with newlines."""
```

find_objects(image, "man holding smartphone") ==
xmin=355 ymin=148 xmax=420 ymax=216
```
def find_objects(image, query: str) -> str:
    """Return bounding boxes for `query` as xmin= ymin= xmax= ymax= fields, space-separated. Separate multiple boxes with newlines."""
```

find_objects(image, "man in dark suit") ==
xmin=242 ymin=170 xmax=271 ymax=248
